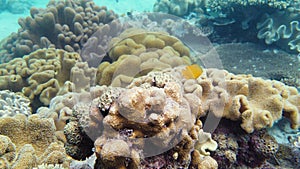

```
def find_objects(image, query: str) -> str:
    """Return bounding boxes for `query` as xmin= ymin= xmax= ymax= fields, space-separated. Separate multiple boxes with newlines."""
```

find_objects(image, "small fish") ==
xmin=116 ymin=0 xmax=119 ymax=2
xmin=181 ymin=64 xmax=203 ymax=79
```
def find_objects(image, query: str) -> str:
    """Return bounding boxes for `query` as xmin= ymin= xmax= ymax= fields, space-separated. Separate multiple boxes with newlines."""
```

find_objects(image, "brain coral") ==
xmin=0 ymin=48 xmax=81 ymax=109
xmin=0 ymin=90 xmax=31 ymax=117
xmin=0 ymin=0 xmax=117 ymax=63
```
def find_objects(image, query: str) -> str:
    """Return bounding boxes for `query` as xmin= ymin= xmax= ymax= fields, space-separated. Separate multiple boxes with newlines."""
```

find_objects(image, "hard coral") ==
xmin=0 ymin=114 xmax=70 ymax=168
xmin=257 ymin=10 xmax=300 ymax=53
xmin=0 ymin=0 xmax=117 ymax=63
xmin=185 ymin=68 xmax=300 ymax=133
xmin=92 ymin=69 xmax=216 ymax=168
xmin=0 ymin=48 xmax=81 ymax=109
xmin=0 ymin=90 xmax=31 ymax=117
xmin=97 ymin=29 xmax=191 ymax=87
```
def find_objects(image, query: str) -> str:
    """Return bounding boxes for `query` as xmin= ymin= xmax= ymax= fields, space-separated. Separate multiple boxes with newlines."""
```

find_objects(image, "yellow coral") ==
xmin=0 ymin=48 xmax=81 ymax=106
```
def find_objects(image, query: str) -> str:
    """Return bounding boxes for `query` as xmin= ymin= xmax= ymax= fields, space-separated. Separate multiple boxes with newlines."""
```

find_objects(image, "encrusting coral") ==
xmin=200 ymin=69 xmax=299 ymax=133
xmin=0 ymin=0 xmax=117 ymax=63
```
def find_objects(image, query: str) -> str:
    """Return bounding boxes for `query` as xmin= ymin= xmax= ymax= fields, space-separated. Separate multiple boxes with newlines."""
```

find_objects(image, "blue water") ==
xmin=0 ymin=0 xmax=155 ymax=41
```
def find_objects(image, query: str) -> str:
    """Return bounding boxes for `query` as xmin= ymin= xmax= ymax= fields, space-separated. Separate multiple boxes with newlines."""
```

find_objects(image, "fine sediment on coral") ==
xmin=61 ymin=65 xmax=299 ymax=168
xmin=0 ymin=114 xmax=70 ymax=168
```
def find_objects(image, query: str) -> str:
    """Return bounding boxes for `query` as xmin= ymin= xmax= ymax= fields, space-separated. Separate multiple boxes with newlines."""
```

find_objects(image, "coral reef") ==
xmin=153 ymin=0 xmax=205 ymax=17
xmin=63 ymin=68 xmax=219 ymax=168
xmin=0 ymin=135 xmax=16 ymax=168
xmin=183 ymin=68 xmax=300 ymax=133
xmin=211 ymin=120 xmax=282 ymax=168
xmin=0 ymin=114 xmax=70 ymax=168
xmin=0 ymin=48 xmax=81 ymax=109
xmin=0 ymin=90 xmax=31 ymax=117
xmin=64 ymin=65 xmax=299 ymax=168
xmin=257 ymin=9 xmax=300 ymax=53
xmin=97 ymin=28 xmax=191 ymax=87
xmin=153 ymin=0 xmax=300 ymax=53
xmin=80 ymin=12 xmax=214 ymax=67
xmin=36 ymin=85 xmax=107 ymax=132
xmin=202 ymin=43 xmax=300 ymax=89
xmin=0 ymin=0 xmax=117 ymax=63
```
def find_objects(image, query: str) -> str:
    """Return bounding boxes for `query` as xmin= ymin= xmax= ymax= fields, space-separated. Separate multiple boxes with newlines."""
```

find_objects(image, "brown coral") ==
xmin=0 ymin=0 xmax=117 ymax=63
xmin=0 ymin=48 xmax=81 ymax=109
xmin=96 ymin=29 xmax=191 ymax=87
xmin=0 ymin=114 xmax=70 ymax=168
xmin=183 ymin=68 xmax=300 ymax=133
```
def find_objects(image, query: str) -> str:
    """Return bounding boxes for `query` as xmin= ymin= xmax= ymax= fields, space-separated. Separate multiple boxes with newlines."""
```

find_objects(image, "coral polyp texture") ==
xmin=0 ymin=114 xmax=70 ymax=168
xmin=0 ymin=0 xmax=117 ymax=63
xmin=62 ymin=65 xmax=300 ymax=168
xmin=0 ymin=48 xmax=81 ymax=109
xmin=64 ymin=68 xmax=218 ymax=168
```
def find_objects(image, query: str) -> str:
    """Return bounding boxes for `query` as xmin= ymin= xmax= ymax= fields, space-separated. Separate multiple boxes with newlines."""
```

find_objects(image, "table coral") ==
xmin=0 ymin=48 xmax=81 ymax=109
xmin=0 ymin=0 xmax=117 ymax=63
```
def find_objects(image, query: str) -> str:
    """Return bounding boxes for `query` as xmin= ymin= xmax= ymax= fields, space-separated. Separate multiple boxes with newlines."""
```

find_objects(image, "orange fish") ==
xmin=182 ymin=64 xmax=203 ymax=79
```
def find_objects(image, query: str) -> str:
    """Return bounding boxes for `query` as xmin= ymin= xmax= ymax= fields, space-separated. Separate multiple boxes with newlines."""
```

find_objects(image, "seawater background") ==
xmin=0 ymin=0 xmax=156 ymax=41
